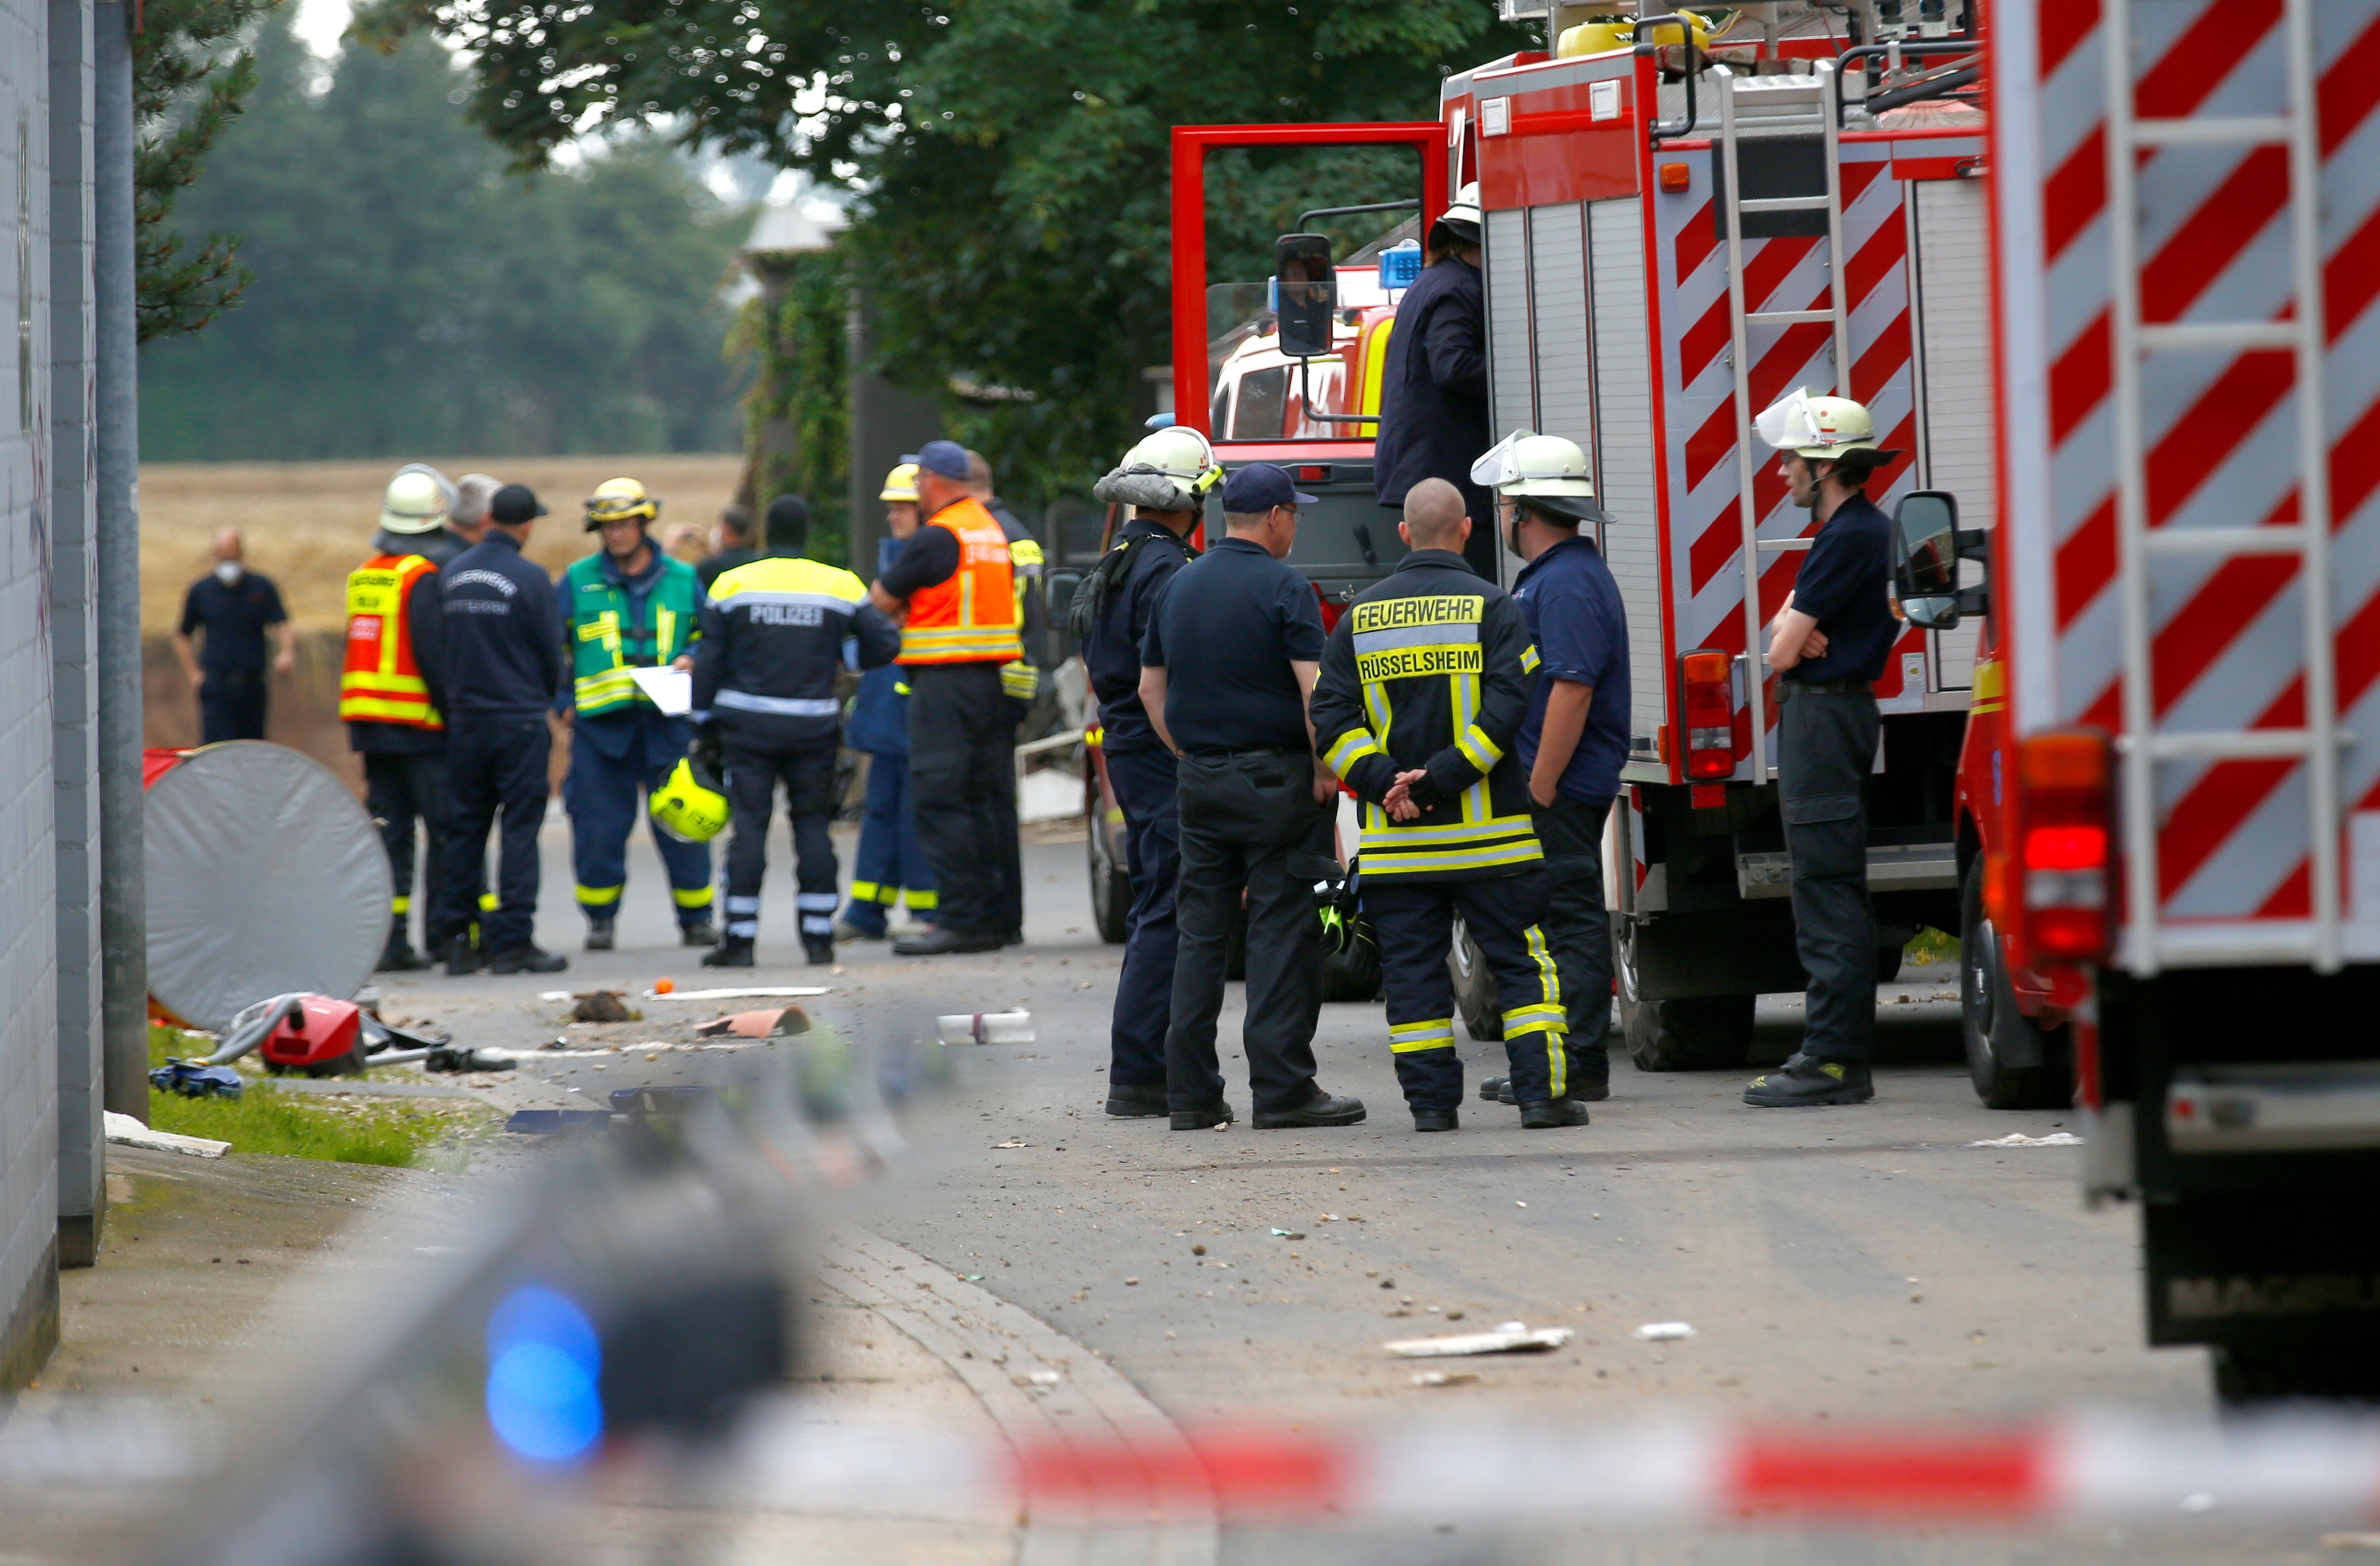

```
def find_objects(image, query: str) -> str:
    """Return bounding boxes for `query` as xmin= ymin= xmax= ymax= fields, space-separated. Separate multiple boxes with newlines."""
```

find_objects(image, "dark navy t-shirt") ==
xmin=1140 ymin=536 xmax=1324 ymax=754
xmin=1511 ymin=534 xmax=1630 ymax=803
xmin=1785 ymin=491 xmax=1895 ymax=684
xmin=178 ymin=571 xmax=287 ymax=673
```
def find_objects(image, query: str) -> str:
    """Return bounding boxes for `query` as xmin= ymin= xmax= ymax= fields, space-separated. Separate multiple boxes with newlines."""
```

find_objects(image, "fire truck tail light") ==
xmin=2016 ymin=730 xmax=2113 ymax=963
xmin=1678 ymin=649 xmax=1734 ymax=781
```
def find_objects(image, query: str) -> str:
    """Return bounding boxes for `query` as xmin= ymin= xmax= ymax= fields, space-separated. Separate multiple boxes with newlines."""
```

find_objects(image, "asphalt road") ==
xmin=372 ymin=810 xmax=2359 ymax=1564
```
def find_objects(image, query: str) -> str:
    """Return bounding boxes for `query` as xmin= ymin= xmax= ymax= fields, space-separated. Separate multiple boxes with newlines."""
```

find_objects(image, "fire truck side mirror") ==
xmin=1892 ymin=490 xmax=1962 ymax=631
xmin=1274 ymin=233 xmax=1337 ymax=359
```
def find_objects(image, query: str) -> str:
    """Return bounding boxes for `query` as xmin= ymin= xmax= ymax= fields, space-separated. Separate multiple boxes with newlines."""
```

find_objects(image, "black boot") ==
xmin=680 ymin=920 xmax=718 ymax=947
xmin=377 ymin=938 xmax=430 ymax=973
xmin=703 ymin=935 xmax=755 ymax=968
xmin=1519 ymin=1098 xmax=1590 ymax=1129
xmin=1171 ymin=1101 xmax=1235 ymax=1131
xmin=892 ymin=926 xmax=1001 ymax=956
xmin=1570 ymin=1052 xmax=1612 ymax=1103
xmin=1105 ymin=1082 xmax=1168 ymax=1118
xmin=802 ymin=935 xmax=836 ymax=966
xmin=1412 ymin=1106 xmax=1460 ymax=1133
xmin=1743 ymin=1053 xmax=1873 ymax=1107
xmin=584 ymin=918 xmax=615 ymax=952
xmin=1477 ymin=1076 xmax=1517 ymax=1106
xmin=445 ymin=934 xmax=484 ymax=977
xmin=487 ymin=944 xmax=568 ymax=975
xmin=1253 ymin=1088 xmax=1366 ymax=1130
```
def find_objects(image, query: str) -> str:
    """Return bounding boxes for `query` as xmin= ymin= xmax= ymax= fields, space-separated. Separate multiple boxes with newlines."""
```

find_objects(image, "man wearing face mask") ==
xmin=175 ymin=527 xmax=295 ymax=744
xmin=556 ymin=477 xmax=717 ymax=952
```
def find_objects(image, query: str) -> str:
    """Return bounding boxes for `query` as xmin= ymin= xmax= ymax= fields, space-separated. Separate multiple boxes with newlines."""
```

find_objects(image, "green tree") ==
xmin=140 ymin=14 xmax=750 ymax=460
xmin=136 ymin=0 xmax=284 ymax=341
xmin=352 ymin=0 xmax=1527 ymax=517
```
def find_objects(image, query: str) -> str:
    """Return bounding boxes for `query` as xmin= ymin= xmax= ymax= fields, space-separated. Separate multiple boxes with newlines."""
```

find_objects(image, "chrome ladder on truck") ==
xmin=2101 ymin=0 xmax=2343 ymax=973
xmin=1715 ymin=61 xmax=1853 ymax=781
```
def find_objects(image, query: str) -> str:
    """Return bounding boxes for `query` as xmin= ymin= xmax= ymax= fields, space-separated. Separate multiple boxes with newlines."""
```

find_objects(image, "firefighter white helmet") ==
xmin=1755 ymin=387 xmax=1903 ymax=465
xmin=379 ymin=463 xmax=455 ymax=535
xmin=1092 ymin=425 xmax=1224 ymax=514
xmin=1432 ymin=181 xmax=1482 ymax=249
xmin=1471 ymin=431 xmax=1609 ymax=523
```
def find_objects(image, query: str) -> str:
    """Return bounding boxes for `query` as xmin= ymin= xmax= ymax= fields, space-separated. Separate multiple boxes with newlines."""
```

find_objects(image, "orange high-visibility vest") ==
xmin=896 ymin=497 xmax=1024 ymax=665
xmin=339 ymin=552 xmax=443 ymax=727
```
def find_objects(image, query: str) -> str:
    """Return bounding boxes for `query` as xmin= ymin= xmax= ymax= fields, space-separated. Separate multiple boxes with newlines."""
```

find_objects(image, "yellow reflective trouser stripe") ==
xmin=1503 ymin=1003 xmax=1565 ymax=1035
xmin=1457 ymin=724 xmax=1504 ymax=773
xmin=1325 ymin=728 xmax=1382 ymax=774
xmin=1359 ymin=839 xmax=1545 ymax=875
xmin=673 ymin=886 xmax=714 ymax=908
xmin=391 ymin=896 xmax=410 ymax=914
xmin=850 ymin=880 xmax=889 ymax=905
xmin=905 ymin=889 xmax=938 ymax=911
xmin=577 ymin=883 xmax=623 ymax=907
xmin=1390 ymin=1018 xmax=1456 ymax=1053
xmin=1525 ymin=924 xmax=1562 ymax=1007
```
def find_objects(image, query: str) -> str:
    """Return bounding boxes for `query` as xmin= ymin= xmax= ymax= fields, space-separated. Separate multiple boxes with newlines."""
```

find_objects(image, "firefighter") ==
xmin=343 ymin=464 xmax=472 ymax=972
xmin=1371 ymin=183 xmax=1497 ymax=580
xmin=1079 ymin=426 xmax=1217 ymax=1116
xmin=1311 ymin=477 xmax=1584 ymax=1133
xmin=557 ymin=477 xmax=716 ymax=951
xmin=838 ymin=465 xmax=940 ymax=940
xmin=868 ymin=440 xmax=1023 ymax=956
xmin=692 ymin=495 xmax=900 ymax=966
xmin=435 ymin=483 xmax=569 ymax=975
xmin=1476 ymin=434 xmax=1630 ymax=1106
xmin=966 ymin=449 xmax=1047 ymax=945
xmin=1742 ymin=390 xmax=1902 ymax=1108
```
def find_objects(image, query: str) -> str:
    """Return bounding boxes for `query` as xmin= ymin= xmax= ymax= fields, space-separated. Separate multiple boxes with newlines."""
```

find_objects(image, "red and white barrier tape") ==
xmin=728 ymin=1408 xmax=2380 ymax=1525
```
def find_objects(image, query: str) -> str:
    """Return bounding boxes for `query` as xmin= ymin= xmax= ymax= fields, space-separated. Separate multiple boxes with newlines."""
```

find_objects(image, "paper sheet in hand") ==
xmin=629 ymin=666 xmax=693 ymax=715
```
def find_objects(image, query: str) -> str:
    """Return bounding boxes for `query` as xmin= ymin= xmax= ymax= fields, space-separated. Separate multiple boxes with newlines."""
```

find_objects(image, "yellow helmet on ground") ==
xmin=585 ymin=476 xmax=660 ymax=531
xmin=652 ymin=754 xmax=729 ymax=843
xmin=880 ymin=462 xmax=921 ymax=503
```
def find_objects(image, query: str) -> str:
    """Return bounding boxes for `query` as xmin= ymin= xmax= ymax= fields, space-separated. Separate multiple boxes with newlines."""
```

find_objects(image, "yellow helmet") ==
xmin=585 ymin=476 xmax=660 ymax=531
xmin=651 ymin=754 xmax=729 ymax=843
xmin=880 ymin=462 xmax=920 ymax=503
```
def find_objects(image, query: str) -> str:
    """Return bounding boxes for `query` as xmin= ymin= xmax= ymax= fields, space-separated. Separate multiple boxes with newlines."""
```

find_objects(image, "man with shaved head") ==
xmin=175 ymin=526 xmax=294 ymax=743
xmin=1311 ymin=477 xmax=1587 ymax=1133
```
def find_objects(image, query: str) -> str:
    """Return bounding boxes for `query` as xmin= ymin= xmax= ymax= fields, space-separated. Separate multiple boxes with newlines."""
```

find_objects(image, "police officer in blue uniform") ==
xmin=839 ymin=466 xmax=940 ymax=940
xmin=432 ymin=483 xmax=570 ymax=975
xmin=1078 ymin=428 xmax=1214 ymax=1117
xmin=1742 ymin=391 xmax=1902 ymax=1108
xmin=1480 ymin=434 xmax=1630 ymax=1106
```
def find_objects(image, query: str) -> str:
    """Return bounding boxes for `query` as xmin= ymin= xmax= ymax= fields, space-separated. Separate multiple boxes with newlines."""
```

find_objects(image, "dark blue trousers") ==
xmin=564 ymin=741 xmax=714 ymax=929
xmin=1104 ymin=744 xmax=1180 ymax=1088
xmin=1367 ymin=871 xmax=1566 ymax=1112
xmin=842 ymin=752 xmax=937 ymax=935
xmin=199 ymin=671 xmax=268 ymax=743
xmin=440 ymin=716 xmax=550 ymax=954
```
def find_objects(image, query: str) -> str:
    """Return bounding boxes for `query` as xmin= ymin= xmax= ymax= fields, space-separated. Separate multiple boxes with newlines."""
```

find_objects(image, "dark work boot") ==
xmin=1253 ymin=1088 xmax=1366 ymax=1130
xmin=1743 ymin=1053 xmax=1874 ymax=1107
xmin=893 ymin=926 xmax=1001 ymax=956
xmin=680 ymin=920 xmax=718 ymax=947
xmin=1570 ymin=1053 xmax=1612 ymax=1103
xmin=703 ymin=935 xmax=755 ymax=968
xmin=802 ymin=935 xmax=836 ymax=966
xmin=1412 ymin=1106 xmax=1460 ymax=1133
xmin=445 ymin=934 xmax=484 ymax=978
xmin=487 ymin=945 xmax=568 ymax=975
xmin=1478 ymin=1076 xmax=1517 ymax=1106
xmin=1171 ymin=1101 xmax=1235 ymax=1131
xmin=583 ymin=918 xmax=615 ymax=952
xmin=1519 ymin=1098 xmax=1590 ymax=1129
xmin=1105 ymin=1082 xmax=1168 ymax=1118
xmin=377 ymin=937 xmax=430 ymax=973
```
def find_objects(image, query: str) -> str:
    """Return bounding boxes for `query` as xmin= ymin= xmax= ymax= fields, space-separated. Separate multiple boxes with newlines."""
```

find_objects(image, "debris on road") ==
xmin=936 ymin=1010 xmax=1034 ymax=1046
xmin=104 ymin=1110 xmax=228 ymax=1159
xmin=1633 ymin=1322 xmax=1697 ymax=1341
xmin=1969 ymin=1132 xmax=2083 ymax=1148
xmin=571 ymin=991 xmax=636 ymax=1023
xmin=695 ymin=1005 xmax=811 ymax=1038
xmin=1410 ymin=1371 xmax=1479 ymax=1388
xmin=1384 ymin=1325 xmax=1575 ymax=1359
xmin=643 ymin=985 xmax=829 ymax=1002
xmin=993 ymin=1139 xmax=1028 ymax=1149
xmin=1270 ymin=1228 xmax=1306 ymax=1239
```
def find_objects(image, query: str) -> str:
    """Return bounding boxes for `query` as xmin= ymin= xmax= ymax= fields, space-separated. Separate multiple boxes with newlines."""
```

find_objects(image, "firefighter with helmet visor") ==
xmin=1077 ymin=424 xmax=1217 ymax=1116
xmin=1742 ymin=390 xmax=1903 ymax=1108
xmin=556 ymin=477 xmax=718 ymax=952
xmin=343 ymin=463 xmax=473 ymax=972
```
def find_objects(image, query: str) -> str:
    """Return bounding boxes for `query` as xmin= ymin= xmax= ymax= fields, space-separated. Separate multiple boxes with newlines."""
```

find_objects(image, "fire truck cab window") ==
xmin=1232 ymin=366 xmax=1290 ymax=440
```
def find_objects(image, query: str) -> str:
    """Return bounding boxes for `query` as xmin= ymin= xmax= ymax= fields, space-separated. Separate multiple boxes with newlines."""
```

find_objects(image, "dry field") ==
xmin=140 ymin=453 xmax=748 ymax=634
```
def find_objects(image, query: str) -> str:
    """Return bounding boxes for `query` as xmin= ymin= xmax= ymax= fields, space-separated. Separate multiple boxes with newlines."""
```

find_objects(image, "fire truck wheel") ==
xmin=1959 ymin=860 xmax=2074 ymax=1110
xmin=1449 ymin=920 xmax=1501 ymax=1040
xmin=1087 ymin=772 xmax=1131 ymax=945
xmin=1616 ymin=919 xmax=1753 ymax=1069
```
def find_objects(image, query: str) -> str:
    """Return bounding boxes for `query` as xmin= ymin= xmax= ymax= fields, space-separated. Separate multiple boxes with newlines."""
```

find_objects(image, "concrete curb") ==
xmin=822 ymin=1230 xmax=1220 ymax=1566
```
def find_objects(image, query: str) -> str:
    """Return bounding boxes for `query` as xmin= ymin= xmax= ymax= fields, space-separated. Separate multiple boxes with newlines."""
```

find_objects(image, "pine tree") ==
xmin=134 ymin=0 xmax=283 ymax=342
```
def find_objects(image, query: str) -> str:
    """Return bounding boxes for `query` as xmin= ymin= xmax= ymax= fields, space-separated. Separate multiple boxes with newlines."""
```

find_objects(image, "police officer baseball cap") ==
xmin=915 ymin=440 xmax=971 ymax=481
xmin=1219 ymin=463 xmax=1317 ymax=513
xmin=490 ymin=483 xmax=546 ymax=526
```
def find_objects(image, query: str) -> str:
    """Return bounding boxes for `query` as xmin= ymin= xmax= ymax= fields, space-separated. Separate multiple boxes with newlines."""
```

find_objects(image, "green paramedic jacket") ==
xmin=561 ymin=552 xmax=703 ymax=717
xmin=1309 ymin=547 xmax=1544 ymax=881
